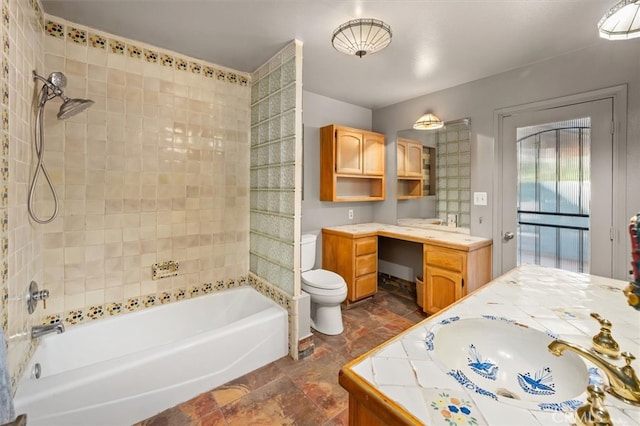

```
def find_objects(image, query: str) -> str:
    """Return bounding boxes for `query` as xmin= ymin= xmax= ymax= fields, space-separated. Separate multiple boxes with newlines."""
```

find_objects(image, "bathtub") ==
xmin=13 ymin=286 xmax=288 ymax=425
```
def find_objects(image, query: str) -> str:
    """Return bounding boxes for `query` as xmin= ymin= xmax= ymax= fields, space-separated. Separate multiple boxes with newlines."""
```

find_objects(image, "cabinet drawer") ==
xmin=355 ymin=237 xmax=377 ymax=256
xmin=426 ymin=250 xmax=464 ymax=272
xmin=355 ymin=273 xmax=377 ymax=299
xmin=355 ymin=253 xmax=377 ymax=276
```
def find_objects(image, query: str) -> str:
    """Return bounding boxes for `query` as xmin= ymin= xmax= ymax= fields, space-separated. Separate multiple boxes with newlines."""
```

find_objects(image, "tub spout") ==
xmin=548 ymin=339 xmax=640 ymax=406
xmin=31 ymin=323 xmax=64 ymax=339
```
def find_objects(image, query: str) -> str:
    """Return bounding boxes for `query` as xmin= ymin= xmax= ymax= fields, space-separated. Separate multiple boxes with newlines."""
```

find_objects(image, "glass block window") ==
xmin=436 ymin=120 xmax=471 ymax=227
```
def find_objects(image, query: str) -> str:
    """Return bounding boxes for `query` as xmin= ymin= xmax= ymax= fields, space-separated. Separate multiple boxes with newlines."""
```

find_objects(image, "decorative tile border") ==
xmin=42 ymin=275 xmax=254 ymax=327
xmin=44 ymin=17 xmax=249 ymax=87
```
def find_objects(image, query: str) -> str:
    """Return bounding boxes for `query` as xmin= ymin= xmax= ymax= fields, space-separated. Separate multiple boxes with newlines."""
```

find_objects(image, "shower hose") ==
xmin=27 ymin=85 xmax=59 ymax=224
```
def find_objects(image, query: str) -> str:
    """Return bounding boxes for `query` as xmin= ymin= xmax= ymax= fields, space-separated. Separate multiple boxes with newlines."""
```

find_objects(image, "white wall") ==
xmin=373 ymin=39 xmax=640 ymax=279
xmin=301 ymin=91 xmax=372 ymax=266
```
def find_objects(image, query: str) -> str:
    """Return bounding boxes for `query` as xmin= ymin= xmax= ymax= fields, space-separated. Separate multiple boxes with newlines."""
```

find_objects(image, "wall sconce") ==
xmin=413 ymin=113 xmax=444 ymax=130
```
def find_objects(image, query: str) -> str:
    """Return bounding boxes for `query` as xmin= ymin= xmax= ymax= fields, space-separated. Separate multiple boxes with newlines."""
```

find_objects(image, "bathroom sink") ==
xmin=426 ymin=316 xmax=590 ymax=411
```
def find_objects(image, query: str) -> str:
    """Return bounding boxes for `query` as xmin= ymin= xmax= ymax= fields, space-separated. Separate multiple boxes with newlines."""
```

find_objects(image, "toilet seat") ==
xmin=301 ymin=269 xmax=345 ymax=290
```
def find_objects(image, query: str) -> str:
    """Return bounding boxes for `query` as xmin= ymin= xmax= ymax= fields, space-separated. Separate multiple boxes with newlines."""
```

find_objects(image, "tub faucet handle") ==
xmin=26 ymin=281 xmax=50 ymax=314
xmin=590 ymin=312 xmax=620 ymax=359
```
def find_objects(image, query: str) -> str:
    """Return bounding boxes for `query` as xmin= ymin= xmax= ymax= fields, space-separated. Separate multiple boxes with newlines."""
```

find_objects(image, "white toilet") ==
xmin=301 ymin=234 xmax=348 ymax=335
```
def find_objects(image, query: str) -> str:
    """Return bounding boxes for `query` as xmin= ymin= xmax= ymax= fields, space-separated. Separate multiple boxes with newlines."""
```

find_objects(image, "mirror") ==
xmin=396 ymin=118 xmax=471 ymax=228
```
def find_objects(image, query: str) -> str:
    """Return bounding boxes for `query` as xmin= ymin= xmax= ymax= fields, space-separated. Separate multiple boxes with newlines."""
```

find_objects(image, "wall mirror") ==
xmin=396 ymin=118 xmax=471 ymax=227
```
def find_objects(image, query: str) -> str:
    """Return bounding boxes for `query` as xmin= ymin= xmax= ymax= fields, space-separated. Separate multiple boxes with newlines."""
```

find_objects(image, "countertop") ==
xmin=340 ymin=264 xmax=640 ymax=425
xmin=322 ymin=223 xmax=492 ymax=251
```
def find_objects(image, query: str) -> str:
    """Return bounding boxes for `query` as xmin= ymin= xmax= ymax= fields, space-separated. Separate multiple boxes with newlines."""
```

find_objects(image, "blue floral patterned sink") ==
xmin=426 ymin=316 xmax=591 ymax=411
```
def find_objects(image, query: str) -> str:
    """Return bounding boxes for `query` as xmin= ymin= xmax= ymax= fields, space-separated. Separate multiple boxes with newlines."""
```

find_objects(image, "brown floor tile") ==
xmin=211 ymin=361 xmax=284 ymax=407
xmin=324 ymin=407 xmax=349 ymax=426
xmin=221 ymin=376 xmax=327 ymax=425
xmin=135 ymin=405 xmax=194 ymax=426
xmin=179 ymin=392 xmax=219 ymax=418
xmin=196 ymin=410 xmax=226 ymax=426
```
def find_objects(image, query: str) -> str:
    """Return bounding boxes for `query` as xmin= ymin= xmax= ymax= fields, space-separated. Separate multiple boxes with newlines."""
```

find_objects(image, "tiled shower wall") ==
xmin=4 ymin=0 xmax=45 ymax=387
xmin=249 ymin=41 xmax=303 ymax=357
xmin=35 ymin=15 xmax=251 ymax=326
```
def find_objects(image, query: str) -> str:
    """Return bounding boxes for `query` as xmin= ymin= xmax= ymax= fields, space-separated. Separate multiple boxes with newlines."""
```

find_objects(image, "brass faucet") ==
xmin=575 ymin=385 xmax=613 ymax=426
xmin=548 ymin=339 xmax=640 ymax=406
xmin=590 ymin=313 xmax=620 ymax=359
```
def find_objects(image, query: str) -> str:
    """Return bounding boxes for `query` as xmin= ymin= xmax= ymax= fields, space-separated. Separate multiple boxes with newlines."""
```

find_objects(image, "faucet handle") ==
xmin=590 ymin=312 xmax=620 ymax=359
xmin=576 ymin=385 xmax=613 ymax=426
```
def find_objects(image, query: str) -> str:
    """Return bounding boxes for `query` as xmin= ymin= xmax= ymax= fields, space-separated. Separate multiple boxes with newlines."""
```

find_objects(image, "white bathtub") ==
xmin=13 ymin=286 xmax=288 ymax=425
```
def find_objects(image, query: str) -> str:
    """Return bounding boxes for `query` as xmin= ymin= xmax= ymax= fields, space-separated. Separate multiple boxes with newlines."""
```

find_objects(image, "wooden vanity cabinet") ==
xmin=320 ymin=124 xmax=385 ymax=202
xmin=423 ymin=244 xmax=492 ymax=314
xmin=322 ymin=230 xmax=378 ymax=303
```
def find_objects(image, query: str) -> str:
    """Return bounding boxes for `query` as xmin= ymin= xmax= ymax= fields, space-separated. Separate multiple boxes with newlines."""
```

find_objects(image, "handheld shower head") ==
xmin=57 ymin=95 xmax=94 ymax=120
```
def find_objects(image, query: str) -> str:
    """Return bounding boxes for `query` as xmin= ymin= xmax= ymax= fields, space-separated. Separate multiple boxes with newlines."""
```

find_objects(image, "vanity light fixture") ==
xmin=598 ymin=0 xmax=640 ymax=40
xmin=413 ymin=113 xmax=444 ymax=130
xmin=331 ymin=18 xmax=392 ymax=58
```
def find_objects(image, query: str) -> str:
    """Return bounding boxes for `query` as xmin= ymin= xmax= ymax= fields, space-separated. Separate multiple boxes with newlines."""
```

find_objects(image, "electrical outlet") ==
xmin=473 ymin=192 xmax=487 ymax=206
xmin=348 ymin=209 xmax=354 ymax=220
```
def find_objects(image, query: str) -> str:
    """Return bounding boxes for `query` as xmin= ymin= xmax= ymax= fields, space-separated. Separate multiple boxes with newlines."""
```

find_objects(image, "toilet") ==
xmin=301 ymin=234 xmax=348 ymax=335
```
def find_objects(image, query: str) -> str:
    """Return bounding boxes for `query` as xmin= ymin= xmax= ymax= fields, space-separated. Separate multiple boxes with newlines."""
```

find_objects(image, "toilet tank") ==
xmin=300 ymin=234 xmax=317 ymax=272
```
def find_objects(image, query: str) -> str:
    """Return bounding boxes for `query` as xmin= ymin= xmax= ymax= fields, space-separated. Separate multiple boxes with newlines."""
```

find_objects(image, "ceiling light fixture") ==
xmin=598 ymin=0 xmax=640 ymax=40
xmin=413 ymin=113 xmax=444 ymax=130
xmin=331 ymin=18 xmax=392 ymax=58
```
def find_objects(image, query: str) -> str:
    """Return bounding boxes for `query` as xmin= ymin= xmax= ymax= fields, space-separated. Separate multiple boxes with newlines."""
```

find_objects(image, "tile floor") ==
xmin=137 ymin=282 xmax=428 ymax=426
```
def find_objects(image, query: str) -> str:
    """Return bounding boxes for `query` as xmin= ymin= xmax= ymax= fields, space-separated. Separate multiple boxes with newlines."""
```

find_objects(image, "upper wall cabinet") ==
xmin=397 ymin=137 xmax=433 ymax=199
xmin=320 ymin=124 xmax=386 ymax=202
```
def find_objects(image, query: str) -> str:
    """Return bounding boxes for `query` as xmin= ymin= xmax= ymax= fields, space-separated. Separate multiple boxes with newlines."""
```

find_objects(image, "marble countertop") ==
xmin=322 ymin=223 xmax=491 ymax=251
xmin=342 ymin=264 xmax=640 ymax=425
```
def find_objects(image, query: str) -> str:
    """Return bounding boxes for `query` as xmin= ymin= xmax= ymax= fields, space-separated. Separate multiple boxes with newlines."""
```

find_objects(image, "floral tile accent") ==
xmin=203 ymin=66 xmax=215 ymax=78
xmin=106 ymin=302 xmax=122 ymax=316
xmin=125 ymin=297 xmax=140 ymax=311
xmin=143 ymin=295 xmax=156 ymax=307
xmin=1 ymin=134 xmax=7 ymax=157
xmin=65 ymin=309 xmax=84 ymax=325
xmin=239 ymin=76 xmax=249 ymax=86
xmin=425 ymin=389 xmax=486 ymax=426
xmin=1 ymin=261 xmax=7 ymax=284
xmin=215 ymin=280 xmax=226 ymax=291
xmin=45 ymin=20 xmax=64 ymax=38
xmin=175 ymin=58 xmax=188 ymax=71
xmin=160 ymin=53 xmax=174 ymax=67
xmin=175 ymin=288 xmax=187 ymax=300
xmin=215 ymin=70 xmax=226 ymax=81
xmin=109 ymin=39 xmax=125 ymax=55
xmin=201 ymin=282 xmax=213 ymax=294
xmin=0 ymin=158 xmax=7 ymax=181
xmin=189 ymin=286 xmax=200 ymax=297
xmin=2 ymin=57 xmax=8 ymax=80
xmin=2 ymin=32 xmax=7 ymax=56
xmin=0 ymin=210 xmax=6 ymax=233
xmin=1 ymin=108 xmax=7 ymax=131
xmin=189 ymin=62 xmax=201 ymax=74
xmin=160 ymin=291 xmax=172 ymax=304
xmin=67 ymin=27 xmax=87 ymax=45
xmin=1 ymin=237 xmax=7 ymax=257
xmin=1 ymin=187 xmax=7 ymax=209
xmin=226 ymin=73 xmax=238 ymax=84
xmin=2 ymin=82 xmax=8 ymax=105
xmin=87 ymin=305 xmax=104 ymax=320
xmin=42 ymin=314 xmax=61 ymax=325
xmin=2 ymin=3 xmax=8 ymax=26
xmin=227 ymin=278 xmax=237 ymax=288
xmin=88 ymin=33 xmax=106 ymax=49
xmin=127 ymin=44 xmax=142 ymax=58
xmin=144 ymin=49 xmax=158 ymax=63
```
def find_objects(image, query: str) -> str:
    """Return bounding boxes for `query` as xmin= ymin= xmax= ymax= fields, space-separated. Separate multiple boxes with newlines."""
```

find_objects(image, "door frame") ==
xmin=493 ymin=85 xmax=628 ymax=279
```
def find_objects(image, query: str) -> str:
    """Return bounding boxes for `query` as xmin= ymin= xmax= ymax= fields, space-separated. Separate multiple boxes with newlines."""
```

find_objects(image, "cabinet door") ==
xmin=424 ymin=265 xmax=463 ymax=314
xmin=396 ymin=140 xmax=407 ymax=177
xmin=335 ymin=129 xmax=363 ymax=174
xmin=406 ymin=142 xmax=423 ymax=177
xmin=362 ymin=133 xmax=384 ymax=176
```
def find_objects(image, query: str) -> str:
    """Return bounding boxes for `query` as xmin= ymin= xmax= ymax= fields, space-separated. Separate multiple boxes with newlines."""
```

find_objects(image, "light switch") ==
xmin=473 ymin=192 xmax=487 ymax=206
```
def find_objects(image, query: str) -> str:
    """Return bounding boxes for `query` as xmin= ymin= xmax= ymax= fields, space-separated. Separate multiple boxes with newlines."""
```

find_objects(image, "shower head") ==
xmin=57 ymin=95 xmax=94 ymax=120
xmin=33 ymin=70 xmax=94 ymax=120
